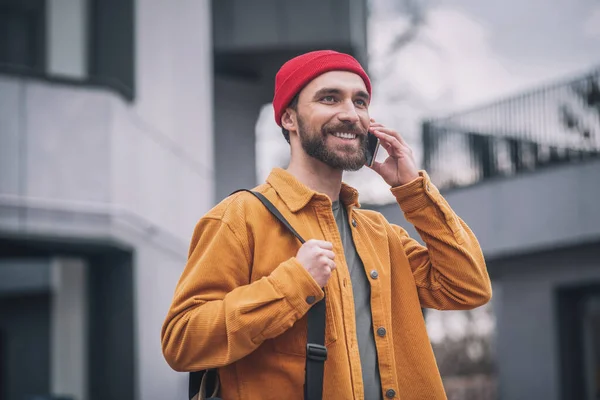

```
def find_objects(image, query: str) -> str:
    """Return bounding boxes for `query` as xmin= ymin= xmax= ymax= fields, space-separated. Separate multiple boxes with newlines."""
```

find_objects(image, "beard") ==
xmin=297 ymin=116 xmax=367 ymax=171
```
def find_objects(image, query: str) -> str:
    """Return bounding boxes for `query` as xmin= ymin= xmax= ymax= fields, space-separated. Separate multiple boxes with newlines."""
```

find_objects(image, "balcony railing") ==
xmin=422 ymin=67 xmax=600 ymax=190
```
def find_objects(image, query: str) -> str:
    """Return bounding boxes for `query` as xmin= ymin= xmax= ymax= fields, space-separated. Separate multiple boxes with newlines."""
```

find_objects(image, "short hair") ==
xmin=280 ymin=94 xmax=299 ymax=144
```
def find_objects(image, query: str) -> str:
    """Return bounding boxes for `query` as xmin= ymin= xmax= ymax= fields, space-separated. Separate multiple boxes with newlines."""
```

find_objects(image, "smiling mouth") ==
xmin=330 ymin=132 xmax=359 ymax=140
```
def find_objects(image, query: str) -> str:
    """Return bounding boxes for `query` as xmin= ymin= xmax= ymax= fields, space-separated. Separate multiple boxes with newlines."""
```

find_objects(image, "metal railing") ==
xmin=422 ymin=67 xmax=600 ymax=190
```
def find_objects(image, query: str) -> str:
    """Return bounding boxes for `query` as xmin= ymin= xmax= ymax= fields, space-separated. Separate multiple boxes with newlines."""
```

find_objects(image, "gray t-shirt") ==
xmin=332 ymin=200 xmax=383 ymax=400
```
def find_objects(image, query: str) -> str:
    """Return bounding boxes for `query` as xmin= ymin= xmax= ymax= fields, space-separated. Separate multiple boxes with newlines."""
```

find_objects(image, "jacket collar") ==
xmin=266 ymin=168 xmax=361 ymax=212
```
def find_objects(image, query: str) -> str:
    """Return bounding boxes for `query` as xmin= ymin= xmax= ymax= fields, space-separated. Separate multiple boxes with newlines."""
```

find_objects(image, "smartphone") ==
xmin=364 ymin=131 xmax=381 ymax=168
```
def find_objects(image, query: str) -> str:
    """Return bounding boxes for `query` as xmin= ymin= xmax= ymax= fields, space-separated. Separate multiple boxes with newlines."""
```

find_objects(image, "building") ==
xmin=376 ymin=67 xmax=600 ymax=400
xmin=0 ymin=1 xmax=367 ymax=399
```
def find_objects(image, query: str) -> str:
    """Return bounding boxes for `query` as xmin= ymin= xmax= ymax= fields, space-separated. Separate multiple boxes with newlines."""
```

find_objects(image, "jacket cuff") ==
xmin=390 ymin=170 xmax=439 ymax=213
xmin=269 ymin=257 xmax=324 ymax=316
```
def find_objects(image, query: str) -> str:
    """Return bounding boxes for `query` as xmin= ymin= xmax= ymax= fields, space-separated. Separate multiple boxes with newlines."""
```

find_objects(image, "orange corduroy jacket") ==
xmin=161 ymin=168 xmax=492 ymax=400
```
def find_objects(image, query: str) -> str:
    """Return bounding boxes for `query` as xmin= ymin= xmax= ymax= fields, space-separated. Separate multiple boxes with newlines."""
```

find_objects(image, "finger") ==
xmin=372 ymin=129 xmax=394 ymax=141
xmin=323 ymin=249 xmax=335 ymax=260
xmin=373 ymin=130 xmax=403 ymax=153
xmin=369 ymin=124 xmax=385 ymax=132
xmin=382 ymin=141 xmax=399 ymax=156
xmin=373 ymin=130 xmax=409 ymax=157
xmin=374 ymin=126 xmax=409 ymax=147
xmin=369 ymin=160 xmax=383 ymax=172
xmin=378 ymin=139 xmax=395 ymax=155
xmin=317 ymin=240 xmax=333 ymax=250
xmin=374 ymin=131 xmax=394 ymax=146
xmin=320 ymin=255 xmax=333 ymax=266
xmin=311 ymin=239 xmax=333 ymax=249
xmin=372 ymin=127 xmax=402 ymax=143
xmin=329 ymin=260 xmax=337 ymax=270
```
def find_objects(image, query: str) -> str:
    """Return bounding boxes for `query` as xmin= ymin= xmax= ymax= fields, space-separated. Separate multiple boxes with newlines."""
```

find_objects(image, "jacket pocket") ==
xmin=270 ymin=293 xmax=338 ymax=356
xmin=438 ymin=202 xmax=466 ymax=245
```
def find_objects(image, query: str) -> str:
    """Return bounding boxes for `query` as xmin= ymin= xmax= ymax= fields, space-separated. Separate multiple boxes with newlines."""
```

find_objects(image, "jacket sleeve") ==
xmin=388 ymin=171 xmax=492 ymax=310
xmin=161 ymin=216 xmax=324 ymax=372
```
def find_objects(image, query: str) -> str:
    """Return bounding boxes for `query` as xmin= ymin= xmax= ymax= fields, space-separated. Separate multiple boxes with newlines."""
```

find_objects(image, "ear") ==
xmin=281 ymin=108 xmax=297 ymax=132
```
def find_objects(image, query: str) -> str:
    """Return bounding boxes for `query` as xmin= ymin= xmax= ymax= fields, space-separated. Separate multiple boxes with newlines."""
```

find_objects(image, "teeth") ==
xmin=333 ymin=132 xmax=357 ymax=139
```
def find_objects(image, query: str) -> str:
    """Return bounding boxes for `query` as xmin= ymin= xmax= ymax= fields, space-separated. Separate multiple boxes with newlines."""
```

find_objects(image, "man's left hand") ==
xmin=368 ymin=119 xmax=419 ymax=187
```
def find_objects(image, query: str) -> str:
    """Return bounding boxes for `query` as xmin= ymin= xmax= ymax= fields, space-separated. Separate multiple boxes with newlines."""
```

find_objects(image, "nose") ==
xmin=337 ymin=100 xmax=360 ymax=124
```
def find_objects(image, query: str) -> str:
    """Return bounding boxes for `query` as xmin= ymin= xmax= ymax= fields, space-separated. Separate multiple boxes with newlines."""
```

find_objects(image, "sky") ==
xmin=256 ymin=0 xmax=600 ymax=205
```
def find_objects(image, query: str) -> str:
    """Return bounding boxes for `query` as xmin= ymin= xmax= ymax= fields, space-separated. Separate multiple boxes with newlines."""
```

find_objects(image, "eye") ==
xmin=355 ymin=99 xmax=368 ymax=107
xmin=321 ymin=95 xmax=337 ymax=103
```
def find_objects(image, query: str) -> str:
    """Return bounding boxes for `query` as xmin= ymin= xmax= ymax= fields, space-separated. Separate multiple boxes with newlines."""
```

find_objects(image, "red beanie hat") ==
xmin=272 ymin=50 xmax=371 ymax=126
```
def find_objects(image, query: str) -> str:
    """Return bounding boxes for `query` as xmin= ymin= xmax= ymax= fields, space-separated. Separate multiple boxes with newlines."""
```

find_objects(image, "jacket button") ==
xmin=386 ymin=389 xmax=396 ymax=398
xmin=377 ymin=327 xmax=387 ymax=337
xmin=370 ymin=270 xmax=379 ymax=279
xmin=306 ymin=296 xmax=316 ymax=304
xmin=351 ymin=219 xmax=357 ymax=227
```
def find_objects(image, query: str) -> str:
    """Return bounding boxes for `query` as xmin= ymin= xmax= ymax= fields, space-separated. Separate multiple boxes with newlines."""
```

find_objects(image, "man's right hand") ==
xmin=296 ymin=239 xmax=336 ymax=288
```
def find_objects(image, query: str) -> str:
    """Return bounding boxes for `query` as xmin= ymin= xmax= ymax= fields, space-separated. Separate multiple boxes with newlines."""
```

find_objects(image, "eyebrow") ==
xmin=313 ymin=87 xmax=370 ymax=102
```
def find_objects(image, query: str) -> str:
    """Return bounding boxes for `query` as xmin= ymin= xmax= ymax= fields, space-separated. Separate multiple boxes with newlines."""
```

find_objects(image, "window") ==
xmin=0 ymin=0 xmax=45 ymax=70
xmin=0 ymin=0 xmax=134 ymax=100
xmin=557 ymin=285 xmax=600 ymax=400
xmin=583 ymin=296 xmax=600 ymax=400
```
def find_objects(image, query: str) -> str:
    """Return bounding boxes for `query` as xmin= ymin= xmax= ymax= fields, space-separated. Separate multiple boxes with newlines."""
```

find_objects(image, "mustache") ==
xmin=322 ymin=122 xmax=366 ymax=136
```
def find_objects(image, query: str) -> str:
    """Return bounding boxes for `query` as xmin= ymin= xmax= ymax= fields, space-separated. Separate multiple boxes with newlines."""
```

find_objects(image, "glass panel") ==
xmin=0 ymin=10 xmax=35 ymax=67
xmin=584 ymin=295 xmax=600 ymax=400
xmin=46 ymin=0 xmax=88 ymax=79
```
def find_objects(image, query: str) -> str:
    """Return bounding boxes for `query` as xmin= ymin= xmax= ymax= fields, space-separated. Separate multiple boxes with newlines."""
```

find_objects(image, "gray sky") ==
xmin=441 ymin=0 xmax=599 ymax=69
xmin=369 ymin=0 xmax=600 ymax=104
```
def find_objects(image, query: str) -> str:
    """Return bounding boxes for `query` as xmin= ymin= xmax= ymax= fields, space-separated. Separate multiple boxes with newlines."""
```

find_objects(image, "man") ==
xmin=161 ymin=50 xmax=492 ymax=400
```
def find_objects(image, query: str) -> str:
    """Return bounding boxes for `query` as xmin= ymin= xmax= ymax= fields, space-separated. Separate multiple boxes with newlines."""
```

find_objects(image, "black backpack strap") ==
xmin=303 ymin=295 xmax=327 ymax=400
xmin=237 ymin=190 xmax=305 ymax=244
xmin=189 ymin=369 xmax=218 ymax=400
xmin=188 ymin=189 xmax=327 ymax=400
xmin=189 ymin=370 xmax=202 ymax=399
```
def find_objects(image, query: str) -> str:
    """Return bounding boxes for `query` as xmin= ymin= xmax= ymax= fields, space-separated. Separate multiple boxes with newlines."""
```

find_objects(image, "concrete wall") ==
xmin=213 ymin=76 xmax=270 ymax=201
xmin=372 ymin=159 xmax=600 ymax=261
xmin=123 ymin=231 xmax=190 ymax=400
xmin=125 ymin=0 xmax=214 ymax=241
xmin=0 ymin=78 xmax=114 ymax=204
xmin=491 ymin=243 xmax=600 ymax=400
